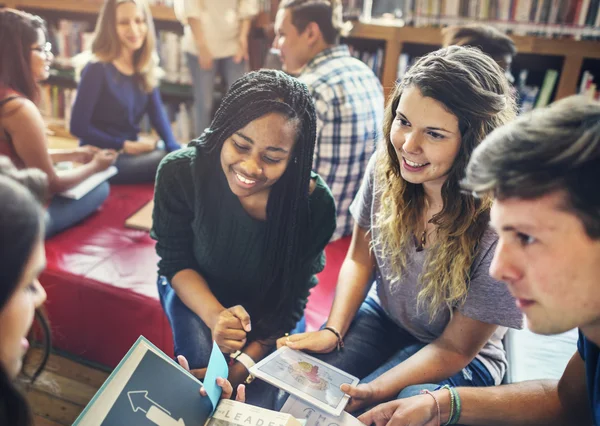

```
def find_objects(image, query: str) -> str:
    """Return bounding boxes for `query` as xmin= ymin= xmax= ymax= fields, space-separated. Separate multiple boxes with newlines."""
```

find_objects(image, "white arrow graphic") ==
xmin=128 ymin=390 xmax=186 ymax=426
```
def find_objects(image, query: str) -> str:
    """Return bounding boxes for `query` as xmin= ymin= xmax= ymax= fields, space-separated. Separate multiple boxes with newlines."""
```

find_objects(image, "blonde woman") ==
xmin=70 ymin=0 xmax=180 ymax=184
xmin=278 ymin=46 xmax=523 ymax=412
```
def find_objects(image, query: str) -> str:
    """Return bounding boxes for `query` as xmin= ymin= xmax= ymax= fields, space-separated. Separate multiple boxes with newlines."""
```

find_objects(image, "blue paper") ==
xmin=203 ymin=341 xmax=229 ymax=412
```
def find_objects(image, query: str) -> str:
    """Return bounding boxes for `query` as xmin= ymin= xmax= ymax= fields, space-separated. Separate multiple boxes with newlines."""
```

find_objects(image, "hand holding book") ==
xmin=177 ymin=354 xmax=247 ymax=402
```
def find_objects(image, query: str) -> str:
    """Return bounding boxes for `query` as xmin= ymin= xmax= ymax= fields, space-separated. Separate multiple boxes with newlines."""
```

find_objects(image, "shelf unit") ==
xmin=4 ymin=0 xmax=177 ymax=22
xmin=4 ymin=0 xmax=600 ymax=102
xmin=348 ymin=22 xmax=600 ymax=100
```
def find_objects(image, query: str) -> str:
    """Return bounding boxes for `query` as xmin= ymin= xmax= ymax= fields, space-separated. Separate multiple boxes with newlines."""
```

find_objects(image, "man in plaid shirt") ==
xmin=274 ymin=0 xmax=384 ymax=241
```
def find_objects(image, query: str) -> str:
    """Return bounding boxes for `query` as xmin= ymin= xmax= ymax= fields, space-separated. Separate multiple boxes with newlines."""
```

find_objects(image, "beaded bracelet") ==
xmin=449 ymin=387 xmax=462 ymax=425
xmin=420 ymin=389 xmax=441 ymax=426
xmin=439 ymin=385 xmax=455 ymax=426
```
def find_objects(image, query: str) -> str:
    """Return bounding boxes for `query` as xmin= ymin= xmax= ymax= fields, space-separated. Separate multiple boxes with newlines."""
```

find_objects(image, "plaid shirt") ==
xmin=299 ymin=45 xmax=384 ymax=241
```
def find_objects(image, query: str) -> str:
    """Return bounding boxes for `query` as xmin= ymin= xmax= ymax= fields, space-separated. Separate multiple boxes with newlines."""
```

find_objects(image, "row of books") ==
xmin=580 ymin=70 xmax=600 ymax=100
xmin=40 ymin=85 xmax=197 ymax=143
xmin=347 ymin=46 xmax=385 ymax=79
xmin=352 ymin=0 xmax=600 ymax=39
xmin=516 ymin=68 xmax=559 ymax=113
xmin=47 ymin=19 xmax=191 ymax=85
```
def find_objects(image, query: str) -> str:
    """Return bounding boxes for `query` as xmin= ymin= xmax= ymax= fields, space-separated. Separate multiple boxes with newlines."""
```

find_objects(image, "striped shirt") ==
xmin=299 ymin=45 xmax=384 ymax=241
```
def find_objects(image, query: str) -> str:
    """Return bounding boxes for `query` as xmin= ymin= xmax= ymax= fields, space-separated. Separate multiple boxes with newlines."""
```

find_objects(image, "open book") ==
xmin=59 ymin=166 xmax=118 ymax=200
xmin=73 ymin=337 xmax=303 ymax=426
xmin=74 ymin=337 xmax=363 ymax=426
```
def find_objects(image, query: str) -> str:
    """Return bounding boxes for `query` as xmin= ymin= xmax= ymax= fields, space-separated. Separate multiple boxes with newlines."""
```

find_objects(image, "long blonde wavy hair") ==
xmin=76 ymin=0 xmax=162 ymax=92
xmin=375 ymin=46 xmax=517 ymax=318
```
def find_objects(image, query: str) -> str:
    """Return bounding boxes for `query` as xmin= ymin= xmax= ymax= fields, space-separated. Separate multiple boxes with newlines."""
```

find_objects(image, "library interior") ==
xmin=0 ymin=0 xmax=599 ymax=425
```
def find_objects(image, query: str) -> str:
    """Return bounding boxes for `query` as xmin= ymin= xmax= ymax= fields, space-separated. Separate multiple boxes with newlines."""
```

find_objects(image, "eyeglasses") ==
xmin=31 ymin=42 xmax=53 ymax=56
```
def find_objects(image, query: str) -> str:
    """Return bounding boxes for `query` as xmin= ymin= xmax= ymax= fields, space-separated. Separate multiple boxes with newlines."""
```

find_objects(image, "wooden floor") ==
xmin=20 ymin=348 xmax=109 ymax=426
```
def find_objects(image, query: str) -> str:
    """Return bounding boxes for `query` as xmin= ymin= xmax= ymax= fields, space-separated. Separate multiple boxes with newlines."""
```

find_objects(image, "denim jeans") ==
xmin=110 ymin=149 xmax=166 ymax=184
xmin=157 ymin=276 xmax=278 ymax=409
xmin=186 ymin=53 xmax=247 ymax=137
xmin=275 ymin=297 xmax=495 ymax=412
xmin=45 ymin=181 xmax=110 ymax=239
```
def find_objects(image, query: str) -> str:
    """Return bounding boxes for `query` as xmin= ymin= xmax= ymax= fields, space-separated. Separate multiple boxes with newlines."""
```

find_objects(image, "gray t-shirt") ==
xmin=349 ymin=155 xmax=523 ymax=385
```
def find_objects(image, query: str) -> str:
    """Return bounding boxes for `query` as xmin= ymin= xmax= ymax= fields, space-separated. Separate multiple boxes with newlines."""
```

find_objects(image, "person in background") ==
xmin=273 ymin=0 xmax=384 ymax=245
xmin=175 ymin=0 xmax=257 ymax=137
xmin=359 ymin=95 xmax=600 ymax=426
xmin=279 ymin=46 xmax=522 ymax=412
xmin=71 ymin=0 xmax=180 ymax=184
xmin=152 ymin=70 xmax=336 ymax=405
xmin=0 ymin=8 xmax=116 ymax=238
xmin=442 ymin=23 xmax=517 ymax=83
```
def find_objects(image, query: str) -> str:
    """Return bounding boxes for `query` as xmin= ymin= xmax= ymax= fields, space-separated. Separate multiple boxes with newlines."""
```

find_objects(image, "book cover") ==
xmin=74 ymin=337 xmax=304 ymax=426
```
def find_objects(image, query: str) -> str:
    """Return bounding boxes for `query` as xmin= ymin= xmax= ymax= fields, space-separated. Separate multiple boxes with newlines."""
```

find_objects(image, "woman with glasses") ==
xmin=0 ymin=8 xmax=117 ymax=238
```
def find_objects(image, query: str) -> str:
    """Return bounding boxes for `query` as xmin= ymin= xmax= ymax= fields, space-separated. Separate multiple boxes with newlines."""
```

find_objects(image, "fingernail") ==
xmin=246 ymin=323 xmax=252 ymax=332
xmin=216 ymin=377 xmax=223 ymax=384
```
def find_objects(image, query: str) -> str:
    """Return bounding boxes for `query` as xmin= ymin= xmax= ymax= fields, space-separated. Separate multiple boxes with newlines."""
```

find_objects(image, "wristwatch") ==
xmin=230 ymin=351 xmax=256 ymax=384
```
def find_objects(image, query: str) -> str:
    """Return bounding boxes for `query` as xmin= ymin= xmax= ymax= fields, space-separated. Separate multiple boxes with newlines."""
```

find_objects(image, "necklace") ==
xmin=416 ymin=229 xmax=427 ymax=252
xmin=416 ymin=198 xmax=431 ymax=252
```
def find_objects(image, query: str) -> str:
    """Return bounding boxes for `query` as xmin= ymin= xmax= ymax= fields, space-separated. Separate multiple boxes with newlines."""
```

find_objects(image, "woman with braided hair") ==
xmin=151 ymin=69 xmax=336 ymax=401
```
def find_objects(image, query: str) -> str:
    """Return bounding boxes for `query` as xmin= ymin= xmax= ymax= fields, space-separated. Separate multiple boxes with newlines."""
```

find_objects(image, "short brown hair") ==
xmin=463 ymin=95 xmax=600 ymax=239
xmin=442 ymin=24 xmax=516 ymax=63
xmin=280 ymin=0 xmax=349 ymax=45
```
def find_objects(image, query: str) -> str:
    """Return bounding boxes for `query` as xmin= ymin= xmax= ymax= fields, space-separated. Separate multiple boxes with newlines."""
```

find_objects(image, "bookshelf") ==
xmin=4 ymin=0 xmax=177 ymax=22
xmin=348 ymin=22 xmax=600 ymax=101
xmin=4 ymin=0 xmax=599 ymax=103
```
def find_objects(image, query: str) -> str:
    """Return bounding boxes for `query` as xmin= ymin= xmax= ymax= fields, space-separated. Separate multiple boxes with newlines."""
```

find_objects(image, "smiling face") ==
xmin=30 ymin=28 xmax=52 ymax=82
xmin=0 ymin=236 xmax=46 ymax=379
xmin=220 ymin=113 xmax=298 ymax=199
xmin=390 ymin=86 xmax=462 ymax=191
xmin=115 ymin=1 xmax=148 ymax=53
xmin=490 ymin=191 xmax=600 ymax=336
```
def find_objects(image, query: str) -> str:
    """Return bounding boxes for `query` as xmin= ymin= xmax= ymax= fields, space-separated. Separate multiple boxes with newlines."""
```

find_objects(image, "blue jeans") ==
xmin=275 ymin=297 xmax=495 ymax=411
xmin=157 ymin=276 xmax=278 ymax=409
xmin=45 ymin=181 xmax=110 ymax=239
xmin=186 ymin=53 xmax=247 ymax=137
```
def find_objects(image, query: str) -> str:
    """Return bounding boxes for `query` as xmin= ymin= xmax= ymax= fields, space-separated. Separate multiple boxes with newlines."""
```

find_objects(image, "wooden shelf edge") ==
xmin=13 ymin=0 xmax=177 ymax=22
xmin=350 ymin=22 xmax=600 ymax=59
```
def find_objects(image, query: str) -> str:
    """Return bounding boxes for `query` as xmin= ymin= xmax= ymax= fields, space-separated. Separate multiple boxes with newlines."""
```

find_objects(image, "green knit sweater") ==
xmin=151 ymin=147 xmax=336 ymax=333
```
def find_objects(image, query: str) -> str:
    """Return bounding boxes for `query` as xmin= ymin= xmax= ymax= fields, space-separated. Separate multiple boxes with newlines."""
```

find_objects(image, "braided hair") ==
xmin=190 ymin=69 xmax=317 ymax=340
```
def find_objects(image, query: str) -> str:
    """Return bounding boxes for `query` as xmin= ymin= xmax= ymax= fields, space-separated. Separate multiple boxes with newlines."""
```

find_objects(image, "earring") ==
xmin=294 ymin=157 xmax=298 ymax=164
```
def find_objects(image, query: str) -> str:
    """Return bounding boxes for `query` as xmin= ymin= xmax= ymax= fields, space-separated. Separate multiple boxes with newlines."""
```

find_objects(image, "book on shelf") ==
xmin=579 ymin=70 xmax=600 ymax=99
xmin=535 ymin=69 xmax=559 ymax=108
xmin=74 ymin=337 xmax=364 ymax=426
xmin=363 ymin=0 xmax=600 ymax=40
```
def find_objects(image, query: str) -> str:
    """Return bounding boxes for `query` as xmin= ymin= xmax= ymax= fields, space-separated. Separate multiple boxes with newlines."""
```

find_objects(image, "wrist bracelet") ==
xmin=420 ymin=390 xmax=441 ymax=426
xmin=323 ymin=326 xmax=344 ymax=351
xmin=439 ymin=385 xmax=455 ymax=426
xmin=449 ymin=387 xmax=462 ymax=424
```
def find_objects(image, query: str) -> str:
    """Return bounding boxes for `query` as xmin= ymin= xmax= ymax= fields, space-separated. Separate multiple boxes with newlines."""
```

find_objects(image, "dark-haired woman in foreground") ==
xmin=152 ymin=69 xmax=336 ymax=402
xmin=0 ymin=157 xmax=48 ymax=425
